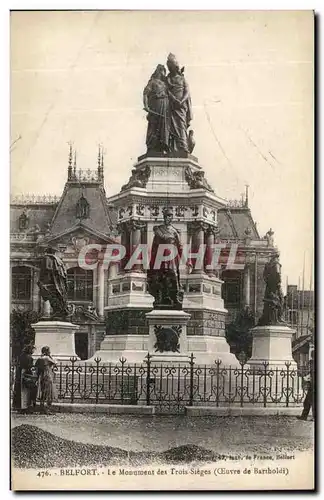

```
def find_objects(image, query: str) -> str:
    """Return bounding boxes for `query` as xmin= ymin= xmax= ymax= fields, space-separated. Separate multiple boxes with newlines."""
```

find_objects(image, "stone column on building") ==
xmin=243 ymin=262 xmax=251 ymax=308
xmin=92 ymin=265 xmax=98 ymax=309
xmin=107 ymin=261 xmax=118 ymax=298
xmin=128 ymin=220 xmax=145 ymax=272
xmin=205 ymin=226 xmax=216 ymax=277
xmin=254 ymin=253 xmax=258 ymax=318
xmin=97 ymin=262 xmax=105 ymax=318
xmin=117 ymin=222 xmax=128 ymax=273
xmin=191 ymin=222 xmax=206 ymax=274
xmin=32 ymin=267 xmax=40 ymax=313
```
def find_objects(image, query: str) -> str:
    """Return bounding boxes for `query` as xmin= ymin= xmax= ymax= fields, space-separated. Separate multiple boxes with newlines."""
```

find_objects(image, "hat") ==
xmin=162 ymin=206 xmax=173 ymax=216
xmin=167 ymin=53 xmax=179 ymax=67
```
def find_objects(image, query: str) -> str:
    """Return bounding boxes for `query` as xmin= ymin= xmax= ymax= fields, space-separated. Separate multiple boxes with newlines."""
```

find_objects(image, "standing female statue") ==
xmin=166 ymin=53 xmax=193 ymax=153
xmin=258 ymin=253 xmax=285 ymax=325
xmin=143 ymin=64 xmax=170 ymax=154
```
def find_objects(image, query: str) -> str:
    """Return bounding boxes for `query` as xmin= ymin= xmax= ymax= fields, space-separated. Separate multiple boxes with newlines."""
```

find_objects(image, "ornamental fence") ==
xmin=11 ymin=354 xmax=308 ymax=414
xmin=47 ymin=355 xmax=309 ymax=414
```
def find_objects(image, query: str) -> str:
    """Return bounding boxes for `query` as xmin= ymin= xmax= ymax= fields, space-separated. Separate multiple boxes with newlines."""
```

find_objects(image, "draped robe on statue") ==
xmin=143 ymin=74 xmax=170 ymax=153
xmin=38 ymin=252 xmax=69 ymax=319
xmin=147 ymin=224 xmax=183 ymax=310
xmin=167 ymin=72 xmax=193 ymax=153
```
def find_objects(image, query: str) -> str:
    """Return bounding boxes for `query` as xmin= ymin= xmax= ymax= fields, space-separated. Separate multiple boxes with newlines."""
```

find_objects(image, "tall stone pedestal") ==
xmin=187 ymin=335 xmax=240 ymax=367
xmin=32 ymin=321 xmax=80 ymax=361
xmin=146 ymin=309 xmax=191 ymax=363
xmin=249 ymin=325 xmax=297 ymax=368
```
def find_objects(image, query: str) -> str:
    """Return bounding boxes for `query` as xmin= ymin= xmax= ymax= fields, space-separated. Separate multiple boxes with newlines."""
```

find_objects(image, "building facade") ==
xmin=285 ymin=285 xmax=314 ymax=369
xmin=10 ymin=147 xmax=278 ymax=361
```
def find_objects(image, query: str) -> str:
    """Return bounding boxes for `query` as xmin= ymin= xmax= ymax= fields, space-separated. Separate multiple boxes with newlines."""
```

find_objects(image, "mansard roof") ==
xmin=10 ymin=181 xmax=118 ymax=243
xmin=218 ymin=207 xmax=260 ymax=240
xmin=10 ymin=202 xmax=57 ymax=233
xmin=50 ymin=181 xmax=116 ymax=237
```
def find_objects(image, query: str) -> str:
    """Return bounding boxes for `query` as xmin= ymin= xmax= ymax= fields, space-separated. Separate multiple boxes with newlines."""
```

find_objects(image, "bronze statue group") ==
xmin=143 ymin=53 xmax=194 ymax=155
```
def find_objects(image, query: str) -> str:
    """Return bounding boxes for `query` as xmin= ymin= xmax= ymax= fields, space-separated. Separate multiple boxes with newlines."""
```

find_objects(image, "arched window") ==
xmin=11 ymin=266 xmax=31 ymax=300
xmin=67 ymin=267 xmax=93 ymax=301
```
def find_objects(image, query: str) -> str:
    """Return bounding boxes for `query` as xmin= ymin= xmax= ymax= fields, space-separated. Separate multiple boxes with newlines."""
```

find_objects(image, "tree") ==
xmin=10 ymin=309 xmax=40 ymax=364
xmin=225 ymin=307 xmax=255 ymax=361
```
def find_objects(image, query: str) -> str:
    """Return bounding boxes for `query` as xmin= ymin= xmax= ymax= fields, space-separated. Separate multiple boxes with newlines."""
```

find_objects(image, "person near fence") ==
xmin=298 ymin=351 xmax=315 ymax=421
xmin=35 ymin=346 xmax=57 ymax=414
xmin=14 ymin=344 xmax=38 ymax=414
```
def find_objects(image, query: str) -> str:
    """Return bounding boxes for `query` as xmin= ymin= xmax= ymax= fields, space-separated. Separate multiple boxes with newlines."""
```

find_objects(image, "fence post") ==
xmin=95 ymin=357 xmax=101 ymax=404
xmin=58 ymin=361 xmax=63 ymax=400
xmin=70 ymin=356 xmax=76 ymax=404
xmin=285 ymin=362 xmax=291 ymax=408
xmin=215 ymin=360 xmax=221 ymax=407
xmin=189 ymin=353 xmax=195 ymax=406
xmin=146 ymin=353 xmax=151 ymax=406
xmin=263 ymin=362 xmax=268 ymax=408
xmin=120 ymin=357 xmax=126 ymax=404
xmin=240 ymin=361 xmax=244 ymax=408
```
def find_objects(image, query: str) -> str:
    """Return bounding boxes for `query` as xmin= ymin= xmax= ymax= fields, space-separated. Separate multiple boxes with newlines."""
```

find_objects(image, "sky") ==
xmin=10 ymin=10 xmax=314 ymax=289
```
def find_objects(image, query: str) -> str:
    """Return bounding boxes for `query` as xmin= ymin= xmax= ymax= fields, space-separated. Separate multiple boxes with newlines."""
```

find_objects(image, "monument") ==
xmin=32 ymin=246 xmax=80 ymax=360
xmin=92 ymin=53 xmax=239 ymax=366
xmin=146 ymin=206 xmax=190 ymax=362
xmin=249 ymin=253 xmax=296 ymax=368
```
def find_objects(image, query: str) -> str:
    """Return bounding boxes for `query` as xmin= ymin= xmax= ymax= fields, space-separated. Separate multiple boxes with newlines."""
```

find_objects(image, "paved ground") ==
xmin=11 ymin=412 xmax=314 ymax=455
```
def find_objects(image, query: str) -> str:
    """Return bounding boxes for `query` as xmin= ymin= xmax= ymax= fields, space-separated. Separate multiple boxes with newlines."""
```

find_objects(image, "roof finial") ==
xmin=73 ymin=149 xmax=77 ymax=179
xmin=98 ymin=144 xmax=104 ymax=182
xmin=245 ymin=184 xmax=249 ymax=208
xmin=68 ymin=142 xmax=73 ymax=180
xmin=97 ymin=143 xmax=101 ymax=170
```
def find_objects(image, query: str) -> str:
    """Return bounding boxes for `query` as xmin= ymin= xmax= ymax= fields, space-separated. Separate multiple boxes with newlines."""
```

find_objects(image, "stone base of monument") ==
xmin=86 ymin=334 xmax=149 ymax=364
xmin=32 ymin=321 xmax=80 ymax=361
xmin=187 ymin=335 xmax=240 ymax=367
xmin=248 ymin=324 xmax=297 ymax=369
xmin=146 ymin=309 xmax=191 ymax=363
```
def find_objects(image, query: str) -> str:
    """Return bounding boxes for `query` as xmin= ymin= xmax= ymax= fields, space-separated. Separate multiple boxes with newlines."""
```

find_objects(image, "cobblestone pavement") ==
xmin=11 ymin=412 xmax=314 ymax=455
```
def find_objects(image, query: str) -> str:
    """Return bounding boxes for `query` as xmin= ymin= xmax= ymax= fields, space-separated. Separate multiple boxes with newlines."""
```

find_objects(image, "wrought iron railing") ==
xmin=43 ymin=354 xmax=308 ymax=413
xmin=11 ymin=194 xmax=60 ymax=205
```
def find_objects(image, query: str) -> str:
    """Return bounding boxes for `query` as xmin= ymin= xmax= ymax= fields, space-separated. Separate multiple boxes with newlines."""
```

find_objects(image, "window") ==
xmin=67 ymin=267 xmax=93 ymax=301
xmin=12 ymin=266 xmax=31 ymax=301
xmin=222 ymin=270 xmax=242 ymax=307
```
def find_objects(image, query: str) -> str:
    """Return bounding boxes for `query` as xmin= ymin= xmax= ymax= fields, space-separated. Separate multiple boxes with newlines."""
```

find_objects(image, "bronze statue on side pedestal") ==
xmin=258 ymin=253 xmax=286 ymax=326
xmin=38 ymin=246 xmax=70 ymax=321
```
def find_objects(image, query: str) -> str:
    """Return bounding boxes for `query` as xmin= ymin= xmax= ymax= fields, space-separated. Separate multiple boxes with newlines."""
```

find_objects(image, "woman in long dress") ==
xmin=166 ymin=53 xmax=193 ymax=153
xmin=13 ymin=344 xmax=37 ymax=413
xmin=35 ymin=346 xmax=57 ymax=413
xmin=143 ymin=64 xmax=170 ymax=154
